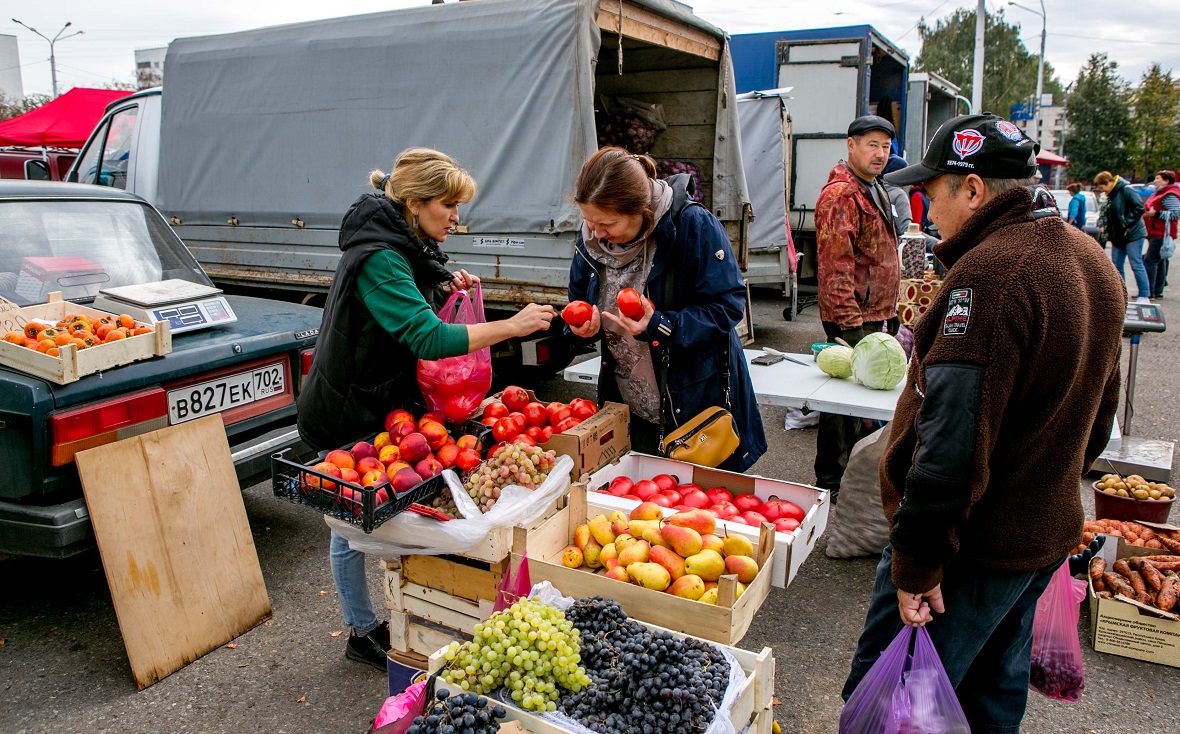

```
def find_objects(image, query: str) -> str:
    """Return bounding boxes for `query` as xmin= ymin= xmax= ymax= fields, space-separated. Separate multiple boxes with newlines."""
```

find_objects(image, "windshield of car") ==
xmin=0 ymin=198 xmax=212 ymax=306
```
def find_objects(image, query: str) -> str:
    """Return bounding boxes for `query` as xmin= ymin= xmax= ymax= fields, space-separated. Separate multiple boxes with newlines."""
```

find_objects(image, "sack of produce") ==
xmin=596 ymin=96 xmax=667 ymax=155
xmin=417 ymin=283 xmax=493 ymax=424
xmin=1029 ymin=560 xmax=1086 ymax=702
xmin=839 ymin=625 xmax=969 ymax=734
xmin=656 ymin=159 xmax=703 ymax=202
xmin=825 ymin=425 xmax=892 ymax=559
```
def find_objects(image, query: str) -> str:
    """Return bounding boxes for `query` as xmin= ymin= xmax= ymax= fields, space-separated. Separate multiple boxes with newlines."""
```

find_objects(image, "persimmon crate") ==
xmin=0 ymin=292 xmax=171 ymax=384
xmin=427 ymin=618 xmax=774 ymax=734
xmin=512 ymin=482 xmax=776 ymax=646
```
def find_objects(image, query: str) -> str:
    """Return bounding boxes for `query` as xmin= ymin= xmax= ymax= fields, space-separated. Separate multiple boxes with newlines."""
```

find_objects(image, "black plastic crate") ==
xmin=270 ymin=447 xmax=444 ymax=533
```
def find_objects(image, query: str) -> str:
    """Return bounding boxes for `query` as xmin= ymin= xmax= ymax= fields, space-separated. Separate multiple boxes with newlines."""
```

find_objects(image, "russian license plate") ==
xmin=168 ymin=363 xmax=286 ymax=424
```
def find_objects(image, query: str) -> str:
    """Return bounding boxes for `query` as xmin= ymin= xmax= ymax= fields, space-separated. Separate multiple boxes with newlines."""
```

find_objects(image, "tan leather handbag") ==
xmin=657 ymin=349 xmax=741 ymax=468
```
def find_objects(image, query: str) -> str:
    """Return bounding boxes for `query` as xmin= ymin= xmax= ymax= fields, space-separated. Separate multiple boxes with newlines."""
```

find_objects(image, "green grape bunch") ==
xmin=440 ymin=597 xmax=591 ymax=712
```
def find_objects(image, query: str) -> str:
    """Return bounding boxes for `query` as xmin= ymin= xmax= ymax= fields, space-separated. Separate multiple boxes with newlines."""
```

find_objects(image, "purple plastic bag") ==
xmin=1028 ymin=560 xmax=1085 ymax=702
xmin=840 ymin=626 xmax=969 ymax=734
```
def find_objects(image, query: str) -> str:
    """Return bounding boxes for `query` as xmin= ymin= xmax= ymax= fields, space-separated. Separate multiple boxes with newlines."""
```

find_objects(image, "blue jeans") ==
xmin=330 ymin=531 xmax=380 ymax=635
xmin=842 ymin=546 xmax=1061 ymax=734
xmin=1111 ymin=238 xmax=1151 ymax=298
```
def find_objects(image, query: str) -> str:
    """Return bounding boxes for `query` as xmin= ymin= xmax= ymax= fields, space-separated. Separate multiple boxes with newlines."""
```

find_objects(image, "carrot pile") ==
xmin=1090 ymin=555 xmax=1180 ymax=612
xmin=1073 ymin=519 xmax=1180 ymax=555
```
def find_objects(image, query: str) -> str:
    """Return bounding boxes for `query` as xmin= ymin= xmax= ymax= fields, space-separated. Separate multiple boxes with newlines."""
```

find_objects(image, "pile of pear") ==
xmin=561 ymin=501 xmax=760 ymax=604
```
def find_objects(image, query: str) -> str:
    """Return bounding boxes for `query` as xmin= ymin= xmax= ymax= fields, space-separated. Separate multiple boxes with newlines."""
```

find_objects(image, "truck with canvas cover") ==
xmin=69 ymin=0 xmax=751 ymax=376
xmin=730 ymin=25 xmax=908 ymax=295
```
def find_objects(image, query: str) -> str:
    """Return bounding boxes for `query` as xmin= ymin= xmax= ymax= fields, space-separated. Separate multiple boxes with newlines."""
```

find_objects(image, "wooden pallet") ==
xmin=428 ymin=618 xmax=774 ymax=734
xmin=0 ymin=292 xmax=171 ymax=384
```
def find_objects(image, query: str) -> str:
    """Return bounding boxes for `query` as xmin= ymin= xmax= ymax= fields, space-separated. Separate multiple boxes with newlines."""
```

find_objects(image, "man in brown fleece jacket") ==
xmin=841 ymin=114 xmax=1125 ymax=733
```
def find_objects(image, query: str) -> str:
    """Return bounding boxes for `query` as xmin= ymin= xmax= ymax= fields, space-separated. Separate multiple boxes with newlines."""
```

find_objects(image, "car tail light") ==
xmin=300 ymin=348 xmax=315 ymax=388
xmin=50 ymin=389 xmax=168 ymax=466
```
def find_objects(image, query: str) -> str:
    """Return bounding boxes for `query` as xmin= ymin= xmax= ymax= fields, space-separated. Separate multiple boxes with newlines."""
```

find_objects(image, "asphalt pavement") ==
xmin=2 ymin=288 xmax=1178 ymax=733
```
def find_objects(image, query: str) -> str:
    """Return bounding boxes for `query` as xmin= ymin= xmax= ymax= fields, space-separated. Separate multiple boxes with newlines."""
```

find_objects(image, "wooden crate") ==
xmin=0 ymin=292 xmax=171 ymax=384
xmin=388 ymin=608 xmax=474 ymax=660
xmin=513 ymin=482 xmax=776 ymax=646
xmin=428 ymin=618 xmax=774 ymax=734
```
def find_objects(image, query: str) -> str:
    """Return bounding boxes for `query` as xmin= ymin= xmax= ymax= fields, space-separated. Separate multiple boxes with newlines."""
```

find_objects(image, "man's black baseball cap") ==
xmin=847 ymin=115 xmax=895 ymax=139
xmin=884 ymin=113 xmax=1040 ymax=187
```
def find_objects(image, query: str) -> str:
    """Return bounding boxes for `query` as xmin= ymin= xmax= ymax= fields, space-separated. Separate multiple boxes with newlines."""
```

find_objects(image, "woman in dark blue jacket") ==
xmin=564 ymin=148 xmax=766 ymax=471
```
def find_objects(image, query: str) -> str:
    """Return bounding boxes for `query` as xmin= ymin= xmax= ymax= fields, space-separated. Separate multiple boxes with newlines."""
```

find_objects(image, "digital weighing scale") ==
xmin=92 ymin=279 xmax=238 ymax=334
xmin=1122 ymin=301 xmax=1165 ymax=434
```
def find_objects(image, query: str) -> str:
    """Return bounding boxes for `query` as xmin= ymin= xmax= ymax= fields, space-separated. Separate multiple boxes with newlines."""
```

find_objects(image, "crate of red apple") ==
xmin=270 ymin=407 xmax=492 ymax=531
xmin=587 ymin=452 xmax=830 ymax=588
xmin=479 ymin=386 xmax=631 ymax=479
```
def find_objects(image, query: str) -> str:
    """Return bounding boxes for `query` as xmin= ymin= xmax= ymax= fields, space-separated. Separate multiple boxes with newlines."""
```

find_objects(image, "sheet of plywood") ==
xmin=75 ymin=415 xmax=270 ymax=689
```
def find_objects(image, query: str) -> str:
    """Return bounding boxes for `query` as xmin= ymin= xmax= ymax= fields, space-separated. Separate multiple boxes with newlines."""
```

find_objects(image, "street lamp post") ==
xmin=1008 ymin=1 xmax=1046 ymax=147
xmin=11 ymin=19 xmax=84 ymax=99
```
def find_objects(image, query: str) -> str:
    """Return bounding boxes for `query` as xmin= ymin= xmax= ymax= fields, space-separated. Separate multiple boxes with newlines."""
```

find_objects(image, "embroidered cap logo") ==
xmin=995 ymin=120 xmax=1024 ymax=142
xmin=952 ymin=129 xmax=985 ymax=160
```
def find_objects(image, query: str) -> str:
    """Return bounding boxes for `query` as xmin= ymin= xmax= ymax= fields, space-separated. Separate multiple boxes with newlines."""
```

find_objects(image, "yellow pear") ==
xmin=589 ymin=514 xmax=617 ymax=547
xmin=666 ymin=574 xmax=705 ymax=600
xmin=627 ymin=562 xmax=672 ymax=591
xmin=660 ymin=524 xmax=703 ymax=557
xmin=629 ymin=502 xmax=664 ymax=521
xmin=723 ymin=555 xmax=759 ymax=584
xmin=614 ymin=533 xmax=637 ymax=554
xmin=700 ymin=534 xmax=725 ymax=553
xmin=561 ymin=546 xmax=584 ymax=568
xmin=721 ymin=534 xmax=754 ymax=558
xmin=627 ymin=519 xmax=661 ymax=537
xmin=698 ymin=588 xmax=719 ymax=604
xmin=610 ymin=510 xmax=630 ymax=537
xmin=684 ymin=549 xmax=725 ymax=582
xmin=641 ymin=526 xmax=672 ymax=550
xmin=573 ymin=523 xmax=591 ymax=551
xmin=599 ymin=542 xmax=619 ymax=570
xmin=617 ymin=539 xmax=651 ymax=568
xmin=583 ymin=538 xmax=604 ymax=569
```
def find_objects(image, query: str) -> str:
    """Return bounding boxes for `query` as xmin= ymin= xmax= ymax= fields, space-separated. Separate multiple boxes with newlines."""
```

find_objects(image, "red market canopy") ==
xmin=1036 ymin=149 xmax=1069 ymax=166
xmin=0 ymin=88 xmax=133 ymax=148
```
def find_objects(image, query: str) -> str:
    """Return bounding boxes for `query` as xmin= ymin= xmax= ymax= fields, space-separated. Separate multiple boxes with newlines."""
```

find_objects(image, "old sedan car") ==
xmin=0 ymin=181 xmax=321 ymax=558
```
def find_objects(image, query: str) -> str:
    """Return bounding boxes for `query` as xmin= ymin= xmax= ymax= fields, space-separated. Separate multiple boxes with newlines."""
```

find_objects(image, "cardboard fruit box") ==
xmin=1088 ymin=535 xmax=1180 ymax=668
xmin=427 ymin=618 xmax=774 ymax=734
xmin=511 ymin=483 xmax=776 ymax=646
xmin=0 ymin=292 xmax=171 ymax=384
xmin=481 ymin=388 xmax=630 ymax=479
xmin=585 ymin=452 xmax=828 ymax=588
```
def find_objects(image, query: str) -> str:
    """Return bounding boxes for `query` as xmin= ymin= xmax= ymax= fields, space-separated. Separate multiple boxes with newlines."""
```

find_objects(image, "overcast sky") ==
xmin=7 ymin=0 xmax=1179 ymax=98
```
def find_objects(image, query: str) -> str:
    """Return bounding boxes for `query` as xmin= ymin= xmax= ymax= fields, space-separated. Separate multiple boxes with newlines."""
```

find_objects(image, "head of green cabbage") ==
xmin=851 ymin=332 xmax=908 ymax=390
xmin=816 ymin=345 xmax=854 ymax=378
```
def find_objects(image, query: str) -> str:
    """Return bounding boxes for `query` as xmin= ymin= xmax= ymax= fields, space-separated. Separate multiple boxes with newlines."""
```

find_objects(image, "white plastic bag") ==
xmin=328 ymin=455 xmax=573 ymax=557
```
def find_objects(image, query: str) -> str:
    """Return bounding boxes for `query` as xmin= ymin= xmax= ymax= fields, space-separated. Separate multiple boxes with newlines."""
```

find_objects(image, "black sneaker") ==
xmin=345 ymin=621 xmax=391 ymax=671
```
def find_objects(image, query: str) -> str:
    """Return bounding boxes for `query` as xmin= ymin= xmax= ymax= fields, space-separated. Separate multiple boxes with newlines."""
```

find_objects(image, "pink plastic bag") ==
xmin=493 ymin=553 xmax=531 ymax=613
xmin=417 ymin=283 xmax=493 ymax=424
xmin=1028 ymin=560 xmax=1085 ymax=702
xmin=840 ymin=625 xmax=969 ymax=734
xmin=372 ymin=680 xmax=427 ymax=733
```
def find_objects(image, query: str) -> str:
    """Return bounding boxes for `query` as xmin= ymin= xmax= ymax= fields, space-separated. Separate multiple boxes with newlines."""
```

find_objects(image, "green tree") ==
xmin=1127 ymin=64 xmax=1180 ymax=181
xmin=1064 ymin=53 xmax=1132 ymax=181
xmin=0 ymin=92 xmax=52 ymax=121
xmin=915 ymin=8 xmax=1064 ymax=117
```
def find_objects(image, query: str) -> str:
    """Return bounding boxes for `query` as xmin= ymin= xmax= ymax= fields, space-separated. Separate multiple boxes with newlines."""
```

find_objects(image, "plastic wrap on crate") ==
xmin=329 ymin=455 xmax=573 ymax=557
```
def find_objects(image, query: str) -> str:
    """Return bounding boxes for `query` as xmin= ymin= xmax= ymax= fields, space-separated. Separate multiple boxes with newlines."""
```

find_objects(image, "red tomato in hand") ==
xmin=523 ymin=402 xmax=549 ymax=428
xmin=482 ymin=402 xmax=509 ymax=420
xmin=616 ymin=288 xmax=645 ymax=320
xmin=501 ymin=386 xmax=530 ymax=413
xmin=561 ymin=301 xmax=593 ymax=328
xmin=568 ymin=398 xmax=598 ymax=421
xmin=492 ymin=417 xmax=519 ymax=443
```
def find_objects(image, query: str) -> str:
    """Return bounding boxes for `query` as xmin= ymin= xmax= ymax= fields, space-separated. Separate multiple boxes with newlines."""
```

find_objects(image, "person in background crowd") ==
xmin=297 ymin=148 xmax=555 ymax=671
xmin=910 ymin=183 xmax=932 ymax=235
xmin=813 ymin=115 xmax=900 ymax=498
xmin=1094 ymin=170 xmax=1150 ymax=304
xmin=563 ymin=147 xmax=766 ymax=472
xmin=883 ymin=154 xmax=913 ymax=238
xmin=875 ymin=97 xmax=901 ymax=156
xmin=1066 ymin=183 xmax=1087 ymax=230
xmin=1143 ymin=170 xmax=1179 ymax=299
xmin=843 ymin=113 xmax=1124 ymax=733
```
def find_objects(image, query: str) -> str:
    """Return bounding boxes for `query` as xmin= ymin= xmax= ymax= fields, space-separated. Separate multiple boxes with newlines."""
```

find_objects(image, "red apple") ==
xmin=680 ymin=489 xmax=710 ymax=509
xmin=651 ymin=474 xmax=679 ymax=494
xmin=734 ymin=494 xmax=764 ymax=513
xmin=632 ymin=480 xmax=660 ymax=501
xmin=704 ymin=487 xmax=733 ymax=505
xmin=774 ymin=517 xmax=801 ymax=533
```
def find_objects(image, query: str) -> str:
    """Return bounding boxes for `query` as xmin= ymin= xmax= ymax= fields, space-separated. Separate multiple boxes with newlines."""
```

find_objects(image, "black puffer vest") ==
xmin=297 ymin=193 xmax=453 ymax=451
